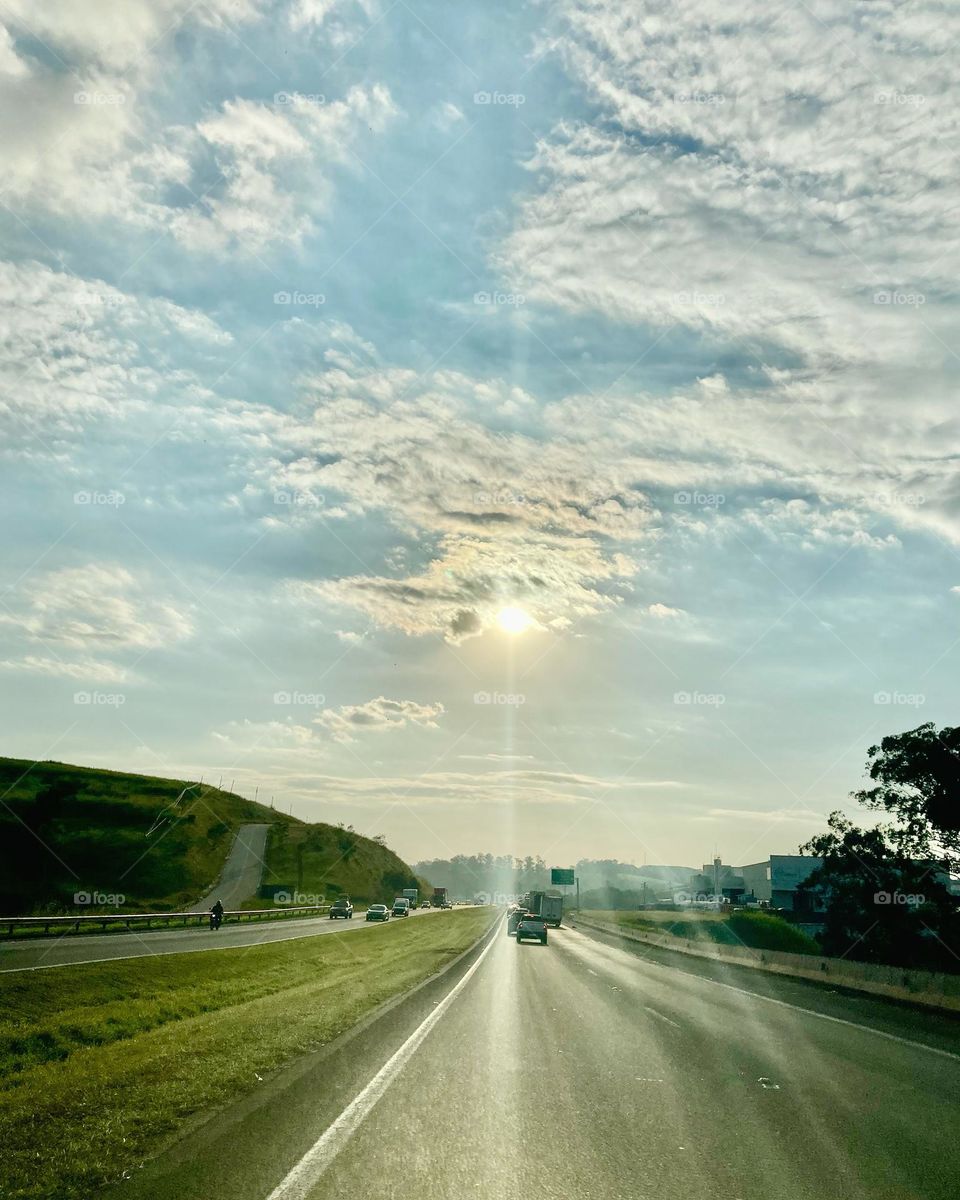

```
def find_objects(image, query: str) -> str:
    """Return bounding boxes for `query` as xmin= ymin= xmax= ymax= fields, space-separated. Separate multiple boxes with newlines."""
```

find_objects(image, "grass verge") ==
xmin=0 ymin=908 xmax=496 ymax=1200
xmin=583 ymin=908 xmax=821 ymax=955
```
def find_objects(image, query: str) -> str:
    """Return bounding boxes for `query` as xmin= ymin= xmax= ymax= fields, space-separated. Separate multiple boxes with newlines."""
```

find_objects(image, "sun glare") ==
xmin=496 ymin=605 xmax=532 ymax=635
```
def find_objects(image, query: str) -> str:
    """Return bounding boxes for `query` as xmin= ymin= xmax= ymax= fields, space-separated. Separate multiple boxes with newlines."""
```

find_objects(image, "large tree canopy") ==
xmin=799 ymin=812 xmax=958 ymax=969
xmin=853 ymin=723 xmax=960 ymax=867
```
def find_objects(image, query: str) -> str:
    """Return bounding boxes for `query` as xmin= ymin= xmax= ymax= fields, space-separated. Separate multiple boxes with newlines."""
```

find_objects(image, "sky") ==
xmin=1 ymin=0 xmax=959 ymax=872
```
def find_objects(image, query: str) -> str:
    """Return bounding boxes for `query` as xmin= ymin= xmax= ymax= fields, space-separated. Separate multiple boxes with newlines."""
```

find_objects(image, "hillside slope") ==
xmin=0 ymin=758 xmax=426 ymax=916
xmin=258 ymin=823 xmax=429 ymax=907
xmin=0 ymin=758 xmax=298 ymax=914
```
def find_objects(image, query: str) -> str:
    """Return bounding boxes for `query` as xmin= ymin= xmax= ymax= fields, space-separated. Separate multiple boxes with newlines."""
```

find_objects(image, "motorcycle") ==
xmin=209 ymin=909 xmax=223 ymax=930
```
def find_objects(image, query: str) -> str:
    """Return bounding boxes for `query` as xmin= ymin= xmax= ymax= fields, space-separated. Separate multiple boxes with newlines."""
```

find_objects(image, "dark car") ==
xmin=365 ymin=904 xmax=389 ymax=921
xmin=329 ymin=898 xmax=353 ymax=919
xmin=392 ymin=898 xmax=411 ymax=917
xmin=516 ymin=913 xmax=548 ymax=945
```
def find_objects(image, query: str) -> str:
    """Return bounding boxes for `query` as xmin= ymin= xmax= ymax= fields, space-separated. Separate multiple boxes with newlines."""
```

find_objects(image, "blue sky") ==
xmin=1 ymin=0 xmax=959 ymax=870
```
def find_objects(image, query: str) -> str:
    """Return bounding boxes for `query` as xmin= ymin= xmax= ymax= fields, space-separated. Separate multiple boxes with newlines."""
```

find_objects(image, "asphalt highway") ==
xmin=0 ymin=905 xmax=440 ymax=973
xmin=114 ymin=920 xmax=960 ymax=1200
xmin=189 ymin=823 xmax=272 ymax=912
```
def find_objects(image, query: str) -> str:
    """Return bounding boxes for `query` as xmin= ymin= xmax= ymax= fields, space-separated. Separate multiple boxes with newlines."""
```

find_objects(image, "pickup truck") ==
xmin=516 ymin=912 xmax=548 ymax=945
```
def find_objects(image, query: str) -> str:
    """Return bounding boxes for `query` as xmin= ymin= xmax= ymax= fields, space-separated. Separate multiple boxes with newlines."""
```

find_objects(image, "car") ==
xmin=329 ymin=898 xmax=353 ymax=919
xmin=365 ymin=904 xmax=390 ymax=922
xmin=420 ymin=900 xmax=431 ymax=909
xmin=392 ymin=897 xmax=410 ymax=917
xmin=516 ymin=913 xmax=548 ymax=945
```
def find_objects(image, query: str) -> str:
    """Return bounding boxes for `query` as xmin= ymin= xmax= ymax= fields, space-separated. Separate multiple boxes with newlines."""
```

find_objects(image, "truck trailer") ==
xmin=432 ymin=887 xmax=449 ymax=908
xmin=541 ymin=892 xmax=563 ymax=927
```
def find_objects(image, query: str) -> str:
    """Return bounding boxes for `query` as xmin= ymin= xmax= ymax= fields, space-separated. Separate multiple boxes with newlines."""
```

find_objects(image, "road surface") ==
xmin=0 ymin=906 xmax=439 ymax=973
xmin=113 ymin=920 xmax=960 ymax=1200
xmin=189 ymin=823 xmax=271 ymax=912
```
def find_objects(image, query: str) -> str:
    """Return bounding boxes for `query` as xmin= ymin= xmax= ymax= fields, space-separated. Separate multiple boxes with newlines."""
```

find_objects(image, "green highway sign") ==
xmin=551 ymin=868 xmax=575 ymax=886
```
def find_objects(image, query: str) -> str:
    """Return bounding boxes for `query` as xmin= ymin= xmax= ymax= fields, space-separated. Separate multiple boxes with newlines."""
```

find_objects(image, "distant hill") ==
xmin=261 ymin=824 xmax=428 ymax=907
xmin=0 ymin=757 xmax=424 ymax=915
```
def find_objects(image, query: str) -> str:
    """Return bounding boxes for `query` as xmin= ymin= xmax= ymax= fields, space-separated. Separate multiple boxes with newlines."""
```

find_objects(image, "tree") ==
xmin=853 ymin=723 xmax=960 ymax=870
xmin=798 ymin=813 xmax=959 ymax=969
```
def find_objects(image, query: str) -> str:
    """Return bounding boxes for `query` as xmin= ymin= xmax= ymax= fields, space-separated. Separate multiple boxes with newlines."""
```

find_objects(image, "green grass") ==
xmin=0 ymin=757 xmax=299 ymax=914
xmin=583 ymin=908 xmax=821 ymax=955
xmin=257 ymin=821 xmax=432 ymax=907
xmin=0 ymin=757 xmax=430 ymax=919
xmin=0 ymin=907 xmax=496 ymax=1200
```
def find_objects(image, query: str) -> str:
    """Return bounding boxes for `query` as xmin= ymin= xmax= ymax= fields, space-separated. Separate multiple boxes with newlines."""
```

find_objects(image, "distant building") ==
xmin=739 ymin=855 xmax=823 ymax=911
xmin=687 ymin=857 xmax=746 ymax=903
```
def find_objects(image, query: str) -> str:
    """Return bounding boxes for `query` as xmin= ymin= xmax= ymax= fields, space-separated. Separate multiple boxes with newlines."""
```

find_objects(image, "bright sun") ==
xmin=496 ymin=605 xmax=533 ymax=635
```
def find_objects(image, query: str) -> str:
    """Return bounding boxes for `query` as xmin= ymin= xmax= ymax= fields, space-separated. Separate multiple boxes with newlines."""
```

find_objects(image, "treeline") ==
xmin=414 ymin=854 xmax=692 ymax=901
xmin=414 ymin=854 xmax=551 ymax=898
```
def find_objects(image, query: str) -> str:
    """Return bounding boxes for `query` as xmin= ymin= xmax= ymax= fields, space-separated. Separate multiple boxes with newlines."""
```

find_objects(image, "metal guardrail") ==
xmin=2 ymin=904 xmax=331 ymax=938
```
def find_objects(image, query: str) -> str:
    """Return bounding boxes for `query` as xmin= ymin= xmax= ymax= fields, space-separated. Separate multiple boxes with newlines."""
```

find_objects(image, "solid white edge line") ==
xmin=566 ymin=926 xmax=960 ymax=1064
xmin=264 ymin=918 xmax=502 ymax=1200
xmin=0 ymin=910 xmax=441 ymax=973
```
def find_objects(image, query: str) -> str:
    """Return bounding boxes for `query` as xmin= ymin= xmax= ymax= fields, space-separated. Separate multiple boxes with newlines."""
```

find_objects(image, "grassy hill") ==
xmin=586 ymin=908 xmax=821 ymax=955
xmin=0 ymin=757 xmax=426 ymax=916
xmin=257 ymin=823 xmax=431 ymax=908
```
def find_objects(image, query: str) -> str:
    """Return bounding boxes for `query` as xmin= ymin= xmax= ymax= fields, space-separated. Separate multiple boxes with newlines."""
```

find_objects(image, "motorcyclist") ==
xmin=210 ymin=899 xmax=224 ymax=929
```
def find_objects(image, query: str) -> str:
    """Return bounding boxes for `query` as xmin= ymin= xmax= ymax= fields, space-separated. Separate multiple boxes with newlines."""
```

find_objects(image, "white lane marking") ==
xmin=564 ymin=927 xmax=960 ymax=1065
xmin=643 ymin=1006 xmax=681 ymax=1029
xmin=264 ymin=922 xmax=501 ymax=1200
xmin=0 ymin=917 xmax=401 ymax=974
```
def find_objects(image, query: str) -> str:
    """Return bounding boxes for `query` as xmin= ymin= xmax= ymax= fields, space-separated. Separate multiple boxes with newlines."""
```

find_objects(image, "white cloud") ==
xmin=0 ymin=561 xmax=194 ymax=657
xmin=315 ymin=696 xmax=445 ymax=742
xmin=0 ymin=4 xmax=396 ymax=253
xmin=0 ymin=654 xmax=130 ymax=684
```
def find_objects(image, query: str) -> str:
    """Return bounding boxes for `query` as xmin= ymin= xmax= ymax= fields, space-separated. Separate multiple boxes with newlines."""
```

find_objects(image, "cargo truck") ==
xmin=432 ymin=887 xmax=449 ymax=908
xmin=541 ymin=893 xmax=563 ymax=927
xmin=402 ymin=888 xmax=418 ymax=910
